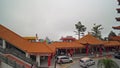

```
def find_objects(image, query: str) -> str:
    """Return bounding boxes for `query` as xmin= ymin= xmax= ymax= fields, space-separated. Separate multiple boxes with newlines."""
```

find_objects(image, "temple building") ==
xmin=114 ymin=0 xmax=120 ymax=31
xmin=60 ymin=36 xmax=76 ymax=42
xmin=0 ymin=24 xmax=54 ymax=67
xmin=0 ymin=24 xmax=120 ymax=68
xmin=109 ymin=0 xmax=120 ymax=42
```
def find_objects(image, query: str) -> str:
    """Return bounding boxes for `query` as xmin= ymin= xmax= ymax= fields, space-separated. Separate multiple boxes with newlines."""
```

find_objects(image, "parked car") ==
xmin=79 ymin=57 xmax=95 ymax=68
xmin=56 ymin=55 xmax=73 ymax=64
xmin=114 ymin=52 xmax=120 ymax=59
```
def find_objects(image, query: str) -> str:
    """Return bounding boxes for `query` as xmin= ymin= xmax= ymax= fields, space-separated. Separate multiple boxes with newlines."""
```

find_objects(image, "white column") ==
xmin=36 ymin=55 xmax=40 ymax=67
xmin=2 ymin=40 xmax=6 ymax=49
xmin=26 ymin=53 xmax=30 ymax=58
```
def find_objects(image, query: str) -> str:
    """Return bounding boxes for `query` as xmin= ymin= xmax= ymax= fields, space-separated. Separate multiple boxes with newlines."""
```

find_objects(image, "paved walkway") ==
xmin=40 ymin=52 xmax=114 ymax=68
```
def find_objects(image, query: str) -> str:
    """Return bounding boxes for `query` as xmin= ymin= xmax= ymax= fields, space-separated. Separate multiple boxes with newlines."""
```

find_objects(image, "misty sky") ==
xmin=0 ymin=0 xmax=120 ymax=41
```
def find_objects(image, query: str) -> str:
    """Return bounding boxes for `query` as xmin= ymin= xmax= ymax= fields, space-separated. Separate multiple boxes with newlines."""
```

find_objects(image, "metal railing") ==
xmin=6 ymin=48 xmax=36 ymax=64
xmin=0 ymin=47 xmax=5 ymax=54
xmin=0 ymin=54 xmax=25 ymax=68
xmin=0 ymin=47 xmax=37 ymax=67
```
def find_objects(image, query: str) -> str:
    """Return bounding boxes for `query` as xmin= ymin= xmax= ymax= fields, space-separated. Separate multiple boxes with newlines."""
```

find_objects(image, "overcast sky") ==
xmin=0 ymin=0 xmax=120 ymax=41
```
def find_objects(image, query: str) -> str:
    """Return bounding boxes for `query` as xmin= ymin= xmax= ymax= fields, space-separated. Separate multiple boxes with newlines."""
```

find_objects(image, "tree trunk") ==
xmin=78 ymin=31 xmax=80 ymax=40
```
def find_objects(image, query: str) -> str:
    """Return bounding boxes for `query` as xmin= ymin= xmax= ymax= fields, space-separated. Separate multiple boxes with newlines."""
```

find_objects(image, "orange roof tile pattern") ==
xmin=0 ymin=25 xmax=29 ymax=51
xmin=77 ymin=34 xmax=103 ymax=45
xmin=27 ymin=42 xmax=53 ymax=54
xmin=0 ymin=24 xmax=53 ymax=54
xmin=103 ymin=41 xmax=120 ymax=47
xmin=47 ymin=45 xmax=56 ymax=54
xmin=112 ymin=26 xmax=120 ymax=30
xmin=49 ymin=42 xmax=84 ymax=49
xmin=23 ymin=37 xmax=37 ymax=40
xmin=109 ymin=36 xmax=120 ymax=41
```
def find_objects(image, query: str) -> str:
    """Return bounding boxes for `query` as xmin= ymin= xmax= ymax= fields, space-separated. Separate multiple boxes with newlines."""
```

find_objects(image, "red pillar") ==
xmin=117 ymin=46 xmax=119 ymax=51
xmin=106 ymin=47 xmax=109 ymax=53
xmin=86 ymin=45 xmax=89 ymax=56
xmin=70 ymin=49 xmax=73 ymax=57
xmin=99 ymin=46 xmax=102 ymax=56
xmin=48 ymin=55 xmax=51 ymax=67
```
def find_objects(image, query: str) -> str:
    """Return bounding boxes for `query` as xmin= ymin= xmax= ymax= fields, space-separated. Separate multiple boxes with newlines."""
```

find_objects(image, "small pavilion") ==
xmin=60 ymin=36 xmax=76 ymax=42
xmin=26 ymin=42 xmax=54 ymax=67
xmin=76 ymin=34 xmax=103 ymax=56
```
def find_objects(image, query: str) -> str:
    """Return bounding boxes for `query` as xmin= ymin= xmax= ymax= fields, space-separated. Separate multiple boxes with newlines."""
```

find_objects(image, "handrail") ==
xmin=0 ymin=54 xmax=25 ymax=68
xmin=0 ymin=47 xmax=37 ymax=67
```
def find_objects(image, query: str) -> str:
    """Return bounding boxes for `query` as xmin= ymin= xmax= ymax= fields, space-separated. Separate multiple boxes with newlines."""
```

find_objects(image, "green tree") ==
xmin=97 ymin=58 xmax=119 ymax=68
xmin=91 ymin=24 xmax=103 ymax=39
xmin=75 ymin=21 xmax=86 ymax=39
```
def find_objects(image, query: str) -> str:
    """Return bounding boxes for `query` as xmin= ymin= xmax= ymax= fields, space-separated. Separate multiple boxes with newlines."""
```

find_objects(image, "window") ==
xmin=62 ymin=57 xmax=69 ymax=59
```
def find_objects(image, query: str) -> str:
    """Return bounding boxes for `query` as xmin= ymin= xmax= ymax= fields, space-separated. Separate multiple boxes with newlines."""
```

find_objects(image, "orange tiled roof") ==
xmin=49 ymin=42 xmax=84 ymax=49
xmin=77 ymin=34 xmax=103 ymax=45
xmin=26 ymin=42 xmax=53 ymax=54
xmin=0 ymin=24 xmax=29 ymax=51
xmin=112 ymin=26 xmax=120 ymax=30
xmin=103 ymin=41 xmax=120 ymax=47
xmin=109 ymin=36 xmax=120 ymax=41
xmin=0 ymin=24 xmax=53 ymax=54
xmin=23 ymin=37 xmax=37 ymax=40
xmin=47 ymin=44 xmax=56 ymax=54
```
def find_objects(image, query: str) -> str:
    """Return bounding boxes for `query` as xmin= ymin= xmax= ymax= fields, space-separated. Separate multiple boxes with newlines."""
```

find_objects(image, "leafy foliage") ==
xmin=75 ymin=21 xmax=86 ymax=39
xmin=97 ymin=58 xmax=119 ymax=68
xmin=91 ymin=24 xmax=103 ymax=39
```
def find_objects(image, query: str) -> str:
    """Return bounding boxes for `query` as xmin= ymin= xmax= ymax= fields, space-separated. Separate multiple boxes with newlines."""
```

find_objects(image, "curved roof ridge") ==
xmin=0 ymin=24 xmax=29 ymax=51
xmin=0 ymin=24 xmax=28 ymax=42
xmin=0 ymin=24 xmax=53 ymax=54
xmin=77 ymin=34 xmax=103 ymax=45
